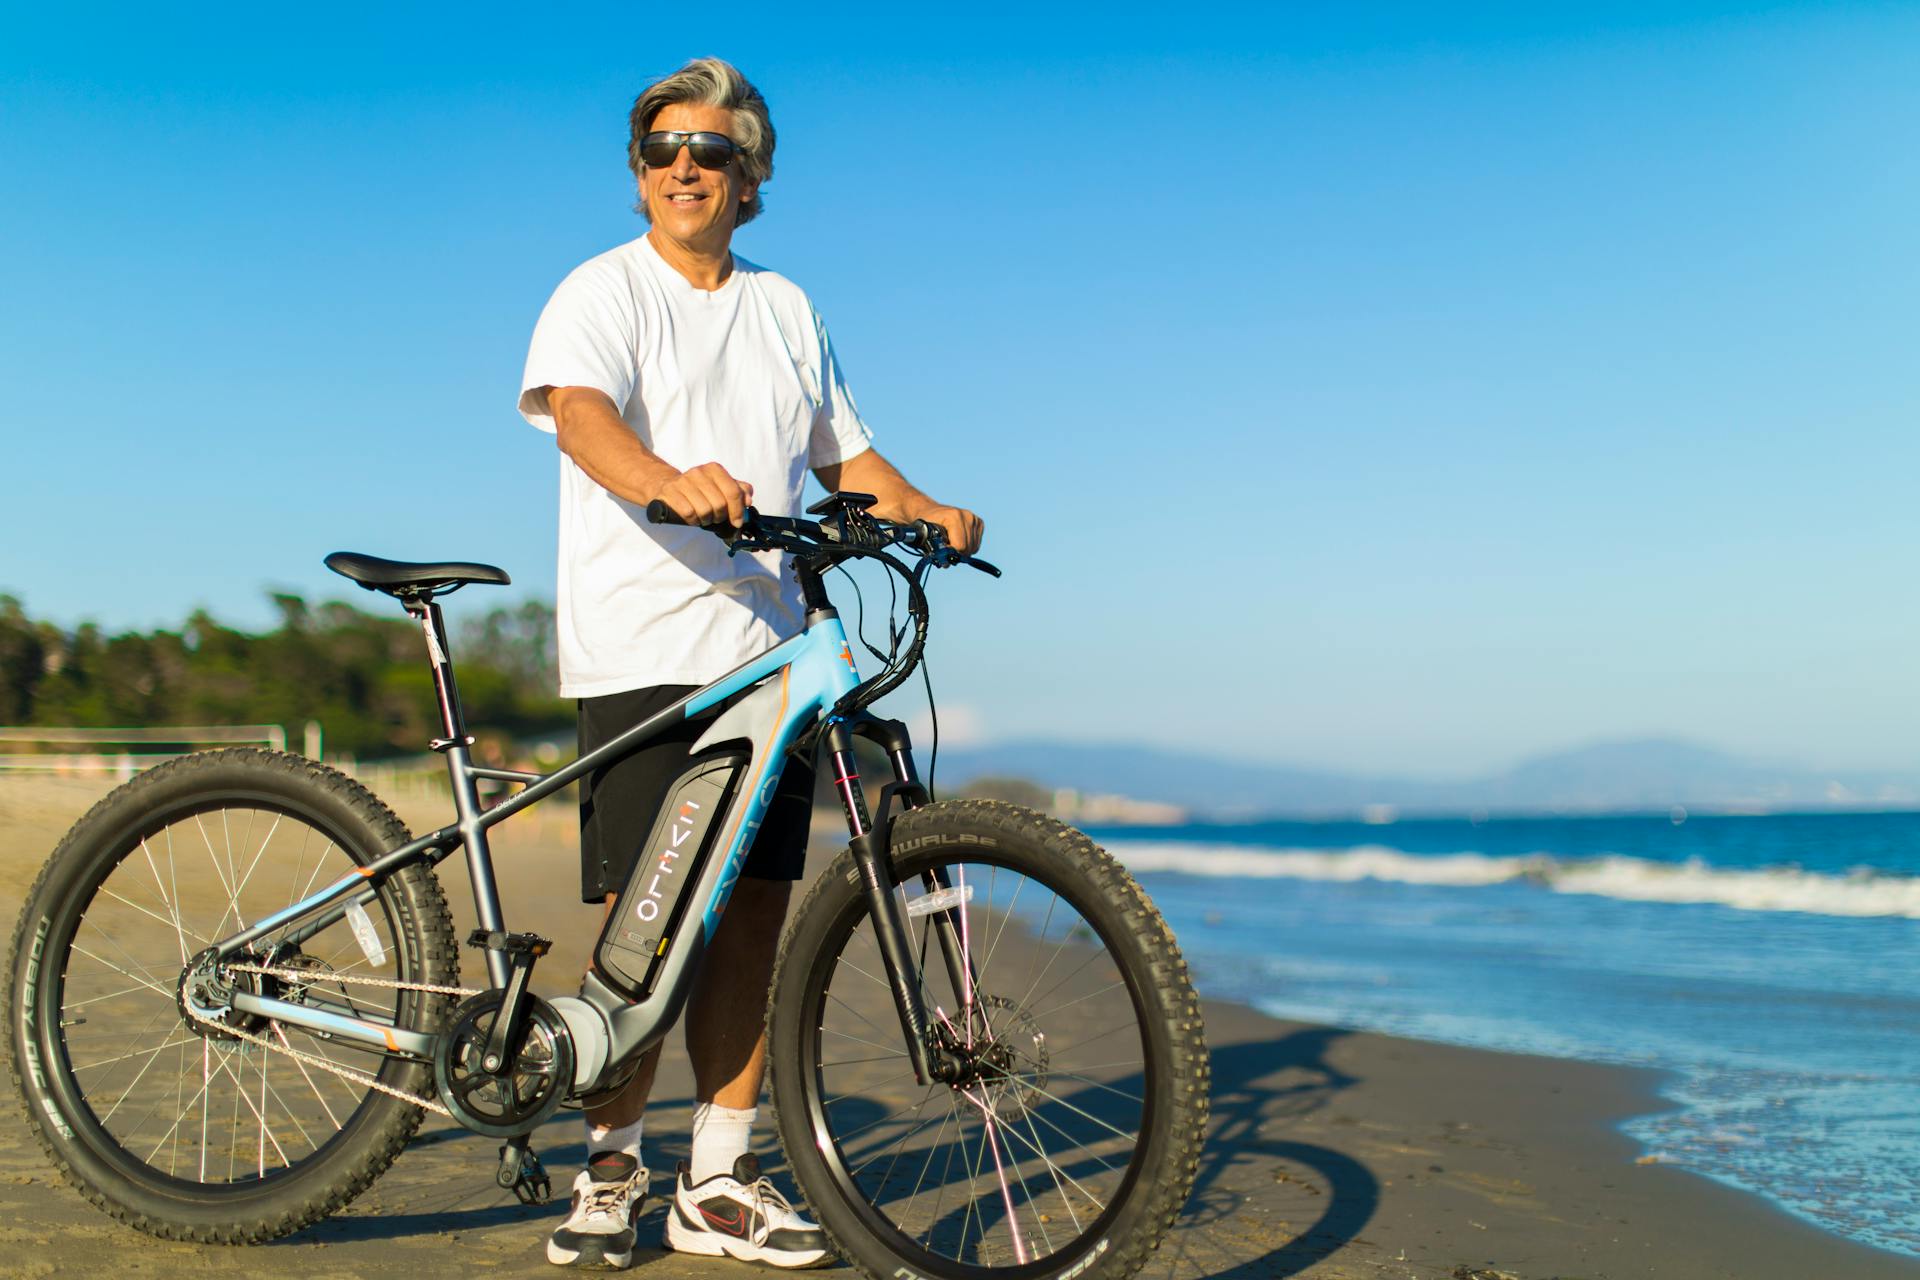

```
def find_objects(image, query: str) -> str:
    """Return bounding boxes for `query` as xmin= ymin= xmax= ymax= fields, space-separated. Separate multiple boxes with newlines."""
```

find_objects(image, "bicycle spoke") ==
xmin=1022 ymin=1095 xmax=1131 ymax=1175
xmin=820 ymin=1024 xmax=913 ymax=1057
xmin=958 ymin=1085 xmax=1031 ymax=1264
xmin=1045 ymin=1068 xmax=1145 ymax=1105
xmin=1018 ymin=1076 xmax=1139 ymax=1146
xmin=74 ymin=1034 xmax=200 ymax=1075
xmin=138 ymin=836 xmax=192 ymax=966
xmin=806 ymin=848 xmax=1166 ymax=1273
xmin=68 ymin=944 xmax=176 ymax=1002
xmin=820 ymin=1052 xmax=910 ymax=1068
xmin=997 ymin=1111 xmax=1111 ymax=1217
xmin=1019 ymin=1103 xmax=1082 ymax=1234
xmin=822 ymin=1066 xmax=919 ymax=1105
xmin=231 ymin=811 xmax=282 ymax=906
xmin=46 ymin=795 xmax=442 ymax=1196
xmin=98 ymin=1032 xmax=190 ymax=1125
xmin=1030 ymin=977 xmax=1128 ymax=1023
xmin=977 ymin=867 xmax=1026 ymax=989
xmin=847 ymin=1087 xmax=941 ymax=1178
xmin=904 ymin=1101 xmax=956 ymax=1223
xmin=274 ymin=1026 xmax=343 ymax=1130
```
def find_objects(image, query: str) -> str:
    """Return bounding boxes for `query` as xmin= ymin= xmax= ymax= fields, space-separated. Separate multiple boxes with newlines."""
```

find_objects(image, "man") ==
xmin=517 ymin=58 xmax=982 ymax=1271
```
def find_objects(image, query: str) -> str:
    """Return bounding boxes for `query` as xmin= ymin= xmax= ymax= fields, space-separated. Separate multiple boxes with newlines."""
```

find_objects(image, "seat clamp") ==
xmin=430 ymin=735 xmax=476 ymax=753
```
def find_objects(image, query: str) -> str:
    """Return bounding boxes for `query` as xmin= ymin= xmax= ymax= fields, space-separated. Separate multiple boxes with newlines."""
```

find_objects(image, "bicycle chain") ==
xmin=225 ymin=961 xmax=482 ymax=999
xmin=181 ymin=962 xmax=486 ymax=1117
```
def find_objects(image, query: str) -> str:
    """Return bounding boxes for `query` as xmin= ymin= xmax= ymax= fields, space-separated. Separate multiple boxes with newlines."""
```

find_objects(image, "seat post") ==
xmin=403 ymin=593 xmax=469 ymax=748
xmin=403 ymin=591 xmax=512 ymax=988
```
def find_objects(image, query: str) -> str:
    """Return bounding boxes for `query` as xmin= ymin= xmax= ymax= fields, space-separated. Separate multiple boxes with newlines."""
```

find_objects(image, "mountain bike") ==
xmin=5 ymin=492 xmax=1208 ymax=1280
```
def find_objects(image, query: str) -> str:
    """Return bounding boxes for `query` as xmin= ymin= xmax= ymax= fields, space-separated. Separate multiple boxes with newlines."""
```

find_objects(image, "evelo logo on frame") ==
xmin=635 ymin=799 xmax=702 ymax=922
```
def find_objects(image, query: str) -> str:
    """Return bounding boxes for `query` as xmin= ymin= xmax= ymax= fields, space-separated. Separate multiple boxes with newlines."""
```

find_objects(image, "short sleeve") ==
xmin=807 ymin=308 xmax=876 ymax=469
xmin=517 ymin=263 xmax=641 ymax=432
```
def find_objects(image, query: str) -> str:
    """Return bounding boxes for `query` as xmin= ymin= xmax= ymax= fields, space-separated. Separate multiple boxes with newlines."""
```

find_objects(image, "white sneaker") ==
xmin=664 ymin=1154 xmax=831 ymax=1268
xmin=547 ymin=1151 xmax=650 ymax=1269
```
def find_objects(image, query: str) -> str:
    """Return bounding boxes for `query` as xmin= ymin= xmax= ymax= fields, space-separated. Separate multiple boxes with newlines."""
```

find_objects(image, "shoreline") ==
xmin=0 ymin=776 xmax=1913 ymax=1276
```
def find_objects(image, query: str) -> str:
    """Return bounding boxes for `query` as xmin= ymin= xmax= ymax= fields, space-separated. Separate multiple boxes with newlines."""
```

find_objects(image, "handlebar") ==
xmin=646 ymin=493 xmax=997 ymax=728
xmin=643 ymin=498 xmax=1000 ymax=578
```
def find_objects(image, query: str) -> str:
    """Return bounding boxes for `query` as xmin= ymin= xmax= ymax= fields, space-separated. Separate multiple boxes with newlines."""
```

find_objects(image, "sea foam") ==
xmin=1103 ymin=841 xmax=1920 ymax=918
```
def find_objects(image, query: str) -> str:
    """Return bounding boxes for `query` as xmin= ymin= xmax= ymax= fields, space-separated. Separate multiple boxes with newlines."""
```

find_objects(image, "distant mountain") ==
xmin=931 ymin=737 xmax=1920 ymax=818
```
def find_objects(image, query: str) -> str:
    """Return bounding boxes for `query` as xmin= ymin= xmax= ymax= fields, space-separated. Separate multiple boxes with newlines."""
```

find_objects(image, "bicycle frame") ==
xmin=193 ymin=590 xmax=951 ymax=1103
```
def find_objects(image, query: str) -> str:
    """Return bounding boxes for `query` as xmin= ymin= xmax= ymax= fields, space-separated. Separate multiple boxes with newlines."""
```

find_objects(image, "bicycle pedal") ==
xmin=496 ymin=1141 xmax=553 ymax=1205
xmin=468 ymin=929 xmax=552 ymax=958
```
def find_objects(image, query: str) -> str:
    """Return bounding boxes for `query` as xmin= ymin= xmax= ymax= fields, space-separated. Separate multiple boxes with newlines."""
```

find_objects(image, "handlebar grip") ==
xmin=647 ymin=500 xmax=758 ymax=542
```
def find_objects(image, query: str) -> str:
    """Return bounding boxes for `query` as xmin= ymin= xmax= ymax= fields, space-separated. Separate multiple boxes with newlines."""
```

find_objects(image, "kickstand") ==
xmin=497 ymin=1136 xmax=552 ymax=1205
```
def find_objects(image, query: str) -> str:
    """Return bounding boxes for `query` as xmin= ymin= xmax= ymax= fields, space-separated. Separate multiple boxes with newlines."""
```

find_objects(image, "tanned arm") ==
xmin=816 ymin=448 xmax=985 ymax=554
xmin=547 ymin=385 xmax=753 ymax=528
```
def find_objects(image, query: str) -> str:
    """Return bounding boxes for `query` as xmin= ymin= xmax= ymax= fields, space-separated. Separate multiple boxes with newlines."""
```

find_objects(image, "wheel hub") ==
xmin=177 ymin=947 xmax=311 ymax=1046
xmin=938 ymin=994 xmax=1049 ymax=1123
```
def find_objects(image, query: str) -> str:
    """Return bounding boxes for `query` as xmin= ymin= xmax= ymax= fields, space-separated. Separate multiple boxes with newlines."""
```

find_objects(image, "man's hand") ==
xmin=918 ymin=504 xmax=984 ymax=555
xmin=653 ymin=462 xmax=754 ymax=529
xmin=815 ymin=450 xmax=985 ymax=554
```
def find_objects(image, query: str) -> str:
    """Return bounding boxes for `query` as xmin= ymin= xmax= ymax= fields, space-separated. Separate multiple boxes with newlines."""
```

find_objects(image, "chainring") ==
xmin=433 ymin=990 xmax=574 ymax=1138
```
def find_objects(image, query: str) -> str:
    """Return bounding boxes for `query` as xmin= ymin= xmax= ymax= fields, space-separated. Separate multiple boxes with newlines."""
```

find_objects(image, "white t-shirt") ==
xmin=518 ymin=236 xmax=874 ymax=698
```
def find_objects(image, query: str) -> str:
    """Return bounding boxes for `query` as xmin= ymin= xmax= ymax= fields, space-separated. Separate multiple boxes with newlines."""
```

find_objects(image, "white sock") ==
xmin=586 ymin=1115 xmax=644 ymax=1164
xmin=689 ymin=1102 xmax=756 ymax=1183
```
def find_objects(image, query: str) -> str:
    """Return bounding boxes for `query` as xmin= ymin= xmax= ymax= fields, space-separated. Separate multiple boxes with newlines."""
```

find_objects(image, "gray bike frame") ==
xmin=192 ymin=592 xmax=928 ymax=1098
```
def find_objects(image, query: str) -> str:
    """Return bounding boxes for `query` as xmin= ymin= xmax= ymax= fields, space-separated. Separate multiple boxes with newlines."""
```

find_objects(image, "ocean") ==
xmin=1080 ymin=810 xmax=1920 ymax=1258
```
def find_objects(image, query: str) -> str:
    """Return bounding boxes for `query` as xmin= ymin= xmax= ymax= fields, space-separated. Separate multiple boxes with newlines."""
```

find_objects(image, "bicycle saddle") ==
xmin=324 ymin=551 xmax=511 ymax=594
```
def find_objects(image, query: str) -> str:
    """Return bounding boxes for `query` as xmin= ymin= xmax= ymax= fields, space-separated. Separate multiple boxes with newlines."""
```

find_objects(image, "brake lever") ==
xmin=904 ymin=519 xmax=1000 ymax=576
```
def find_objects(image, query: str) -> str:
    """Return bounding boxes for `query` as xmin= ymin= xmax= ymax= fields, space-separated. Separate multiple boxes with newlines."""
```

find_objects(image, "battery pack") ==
xmin=594 ymin=753 xmax=743 ymax=999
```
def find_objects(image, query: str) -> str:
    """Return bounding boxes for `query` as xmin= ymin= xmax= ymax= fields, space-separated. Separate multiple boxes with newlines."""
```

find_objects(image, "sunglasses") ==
xmin=639 ymin=130 xmax=745 ymax=170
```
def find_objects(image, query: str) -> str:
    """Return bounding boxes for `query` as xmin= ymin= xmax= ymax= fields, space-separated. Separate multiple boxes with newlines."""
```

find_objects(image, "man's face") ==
xmin=639 ymin=102 xmax=756 ymax=247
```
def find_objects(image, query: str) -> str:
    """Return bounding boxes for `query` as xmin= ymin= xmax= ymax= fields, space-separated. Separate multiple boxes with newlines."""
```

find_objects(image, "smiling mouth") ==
xmin=666 ymin=193 xmax=707 ymax=205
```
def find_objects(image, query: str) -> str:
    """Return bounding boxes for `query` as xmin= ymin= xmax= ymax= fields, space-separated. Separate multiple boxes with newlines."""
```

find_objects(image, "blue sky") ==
xmin=2 ymin=3 xmax=1917 ymax=777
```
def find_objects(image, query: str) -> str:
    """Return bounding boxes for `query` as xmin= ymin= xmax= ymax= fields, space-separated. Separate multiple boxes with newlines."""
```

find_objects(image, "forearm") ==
xmin=548 ymin=386 xmax=679 ymax=506
xmin=549 ymin=385 xmax=753 ymax=526
xmin=817 ymin=449 xmax=936 ymax=523
xmin=817 ymin=447 xmax=983 ymax=553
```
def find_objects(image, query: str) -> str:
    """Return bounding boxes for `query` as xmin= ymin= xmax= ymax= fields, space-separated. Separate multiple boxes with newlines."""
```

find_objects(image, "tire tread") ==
xmin=768 ymin=799 xmax=1209 ymax=1280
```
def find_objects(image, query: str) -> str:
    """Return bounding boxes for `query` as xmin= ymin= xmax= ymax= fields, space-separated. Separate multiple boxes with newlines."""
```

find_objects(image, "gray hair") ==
xmin=628 ymin=57 xmax=775 ymax=227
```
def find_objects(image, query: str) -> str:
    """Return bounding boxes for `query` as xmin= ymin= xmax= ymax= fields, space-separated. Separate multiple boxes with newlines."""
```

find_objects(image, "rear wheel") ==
xmin=5 ymin=748 xmax=459 ymax=1242
xmin=768 ymin=800 xmax=1208 ymax=1280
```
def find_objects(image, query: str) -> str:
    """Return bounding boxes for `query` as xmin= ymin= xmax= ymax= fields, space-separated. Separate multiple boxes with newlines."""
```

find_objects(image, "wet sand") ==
xmin=0 ymin=773 xmax=1913 ymax=1279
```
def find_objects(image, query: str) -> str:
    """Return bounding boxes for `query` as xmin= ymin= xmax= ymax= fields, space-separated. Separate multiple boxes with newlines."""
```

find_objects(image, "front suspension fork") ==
xmin=826 ymin=720 xmax=971 ymax=1085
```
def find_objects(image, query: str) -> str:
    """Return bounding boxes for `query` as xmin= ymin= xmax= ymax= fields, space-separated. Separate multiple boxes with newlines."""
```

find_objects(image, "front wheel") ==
xmin=767 ymin=800 xmax=1208 ymax=1280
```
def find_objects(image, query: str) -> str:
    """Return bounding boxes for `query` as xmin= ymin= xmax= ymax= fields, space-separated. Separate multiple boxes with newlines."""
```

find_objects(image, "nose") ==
xmin=667 ymin=144 xmax=700 ymax=180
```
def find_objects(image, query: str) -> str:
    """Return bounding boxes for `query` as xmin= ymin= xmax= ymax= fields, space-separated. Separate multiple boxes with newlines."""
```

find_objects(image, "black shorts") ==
xmin=576 ymin=684 xmax=816 ymax=904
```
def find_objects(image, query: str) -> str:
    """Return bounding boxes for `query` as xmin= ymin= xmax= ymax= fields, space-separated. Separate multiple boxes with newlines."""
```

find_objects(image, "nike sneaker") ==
xmin=664 ymin=1153 xmax=831 ymax=1268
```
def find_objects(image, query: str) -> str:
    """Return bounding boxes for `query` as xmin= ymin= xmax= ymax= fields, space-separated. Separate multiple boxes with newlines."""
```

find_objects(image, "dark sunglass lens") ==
xmin=640 ymin=135 xmax=682 ymax=167
xmin=687 ymin=138 xmax=736 ymax=168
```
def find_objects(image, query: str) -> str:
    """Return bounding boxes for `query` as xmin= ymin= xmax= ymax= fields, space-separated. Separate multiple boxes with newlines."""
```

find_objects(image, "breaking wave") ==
xmin=1103 ymin=841 xmax=1920 ymax=919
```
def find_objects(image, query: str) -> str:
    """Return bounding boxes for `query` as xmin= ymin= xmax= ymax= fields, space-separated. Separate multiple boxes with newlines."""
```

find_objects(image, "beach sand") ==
xmin=0 ymin=772 xmax=1911 ymax=1279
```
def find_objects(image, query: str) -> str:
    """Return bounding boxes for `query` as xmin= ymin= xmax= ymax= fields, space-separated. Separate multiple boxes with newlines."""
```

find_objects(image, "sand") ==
xmin=0 ymin=771 xmax=1911 ymax=1279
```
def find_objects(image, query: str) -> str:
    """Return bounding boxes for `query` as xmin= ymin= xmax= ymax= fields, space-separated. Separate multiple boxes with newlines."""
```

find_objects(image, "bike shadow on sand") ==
xmin=277 ymin=1099 xmax=710 ymax=1246
xmin=818 ymin=1024 xmax=1376 ymax=1280
xmin=281 ymin=1027 xmax=1379 ymax=1279
xmin=1143 ymin=1027 xmax=1378 ymax=1280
